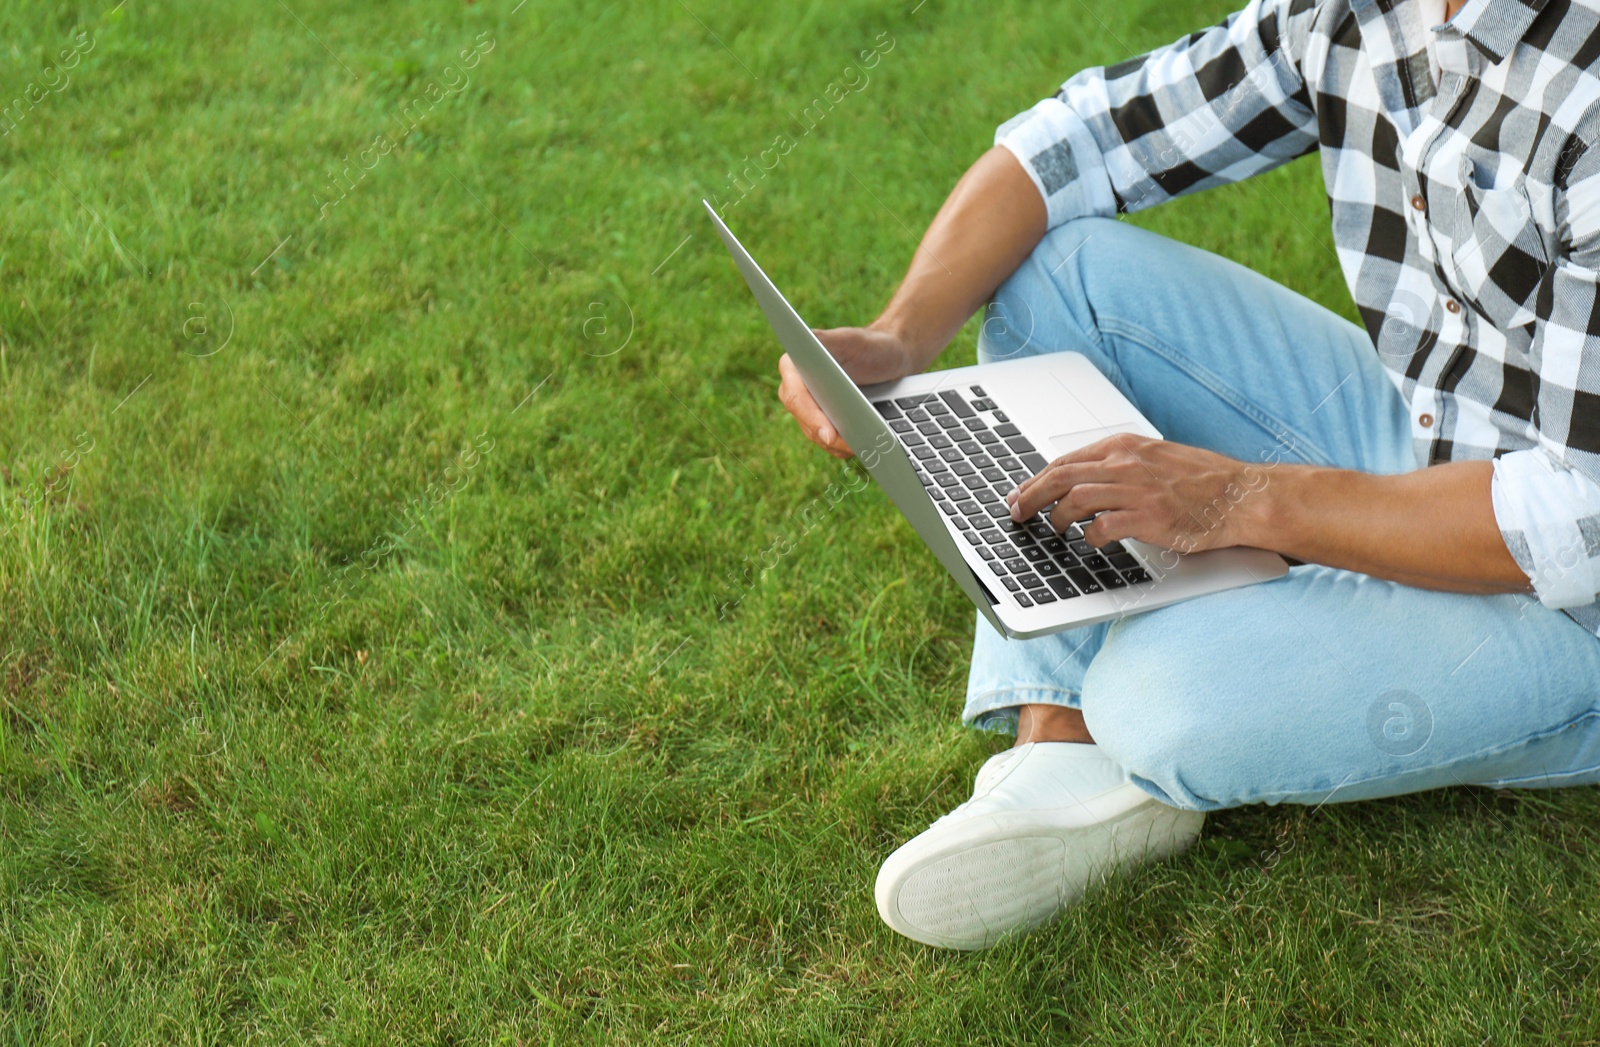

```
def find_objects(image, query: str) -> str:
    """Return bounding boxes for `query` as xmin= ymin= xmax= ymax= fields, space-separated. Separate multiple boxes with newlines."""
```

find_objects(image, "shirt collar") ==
xmin=1349 ymin=0 xmax=1551 ymax=67
xmin=1427 ymin=0 xmax=1550 ymax=65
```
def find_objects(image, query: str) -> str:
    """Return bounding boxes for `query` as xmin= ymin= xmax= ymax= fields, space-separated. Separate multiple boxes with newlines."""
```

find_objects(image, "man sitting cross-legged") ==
xmin=777 ymin=0 xmax=1600 ymax=949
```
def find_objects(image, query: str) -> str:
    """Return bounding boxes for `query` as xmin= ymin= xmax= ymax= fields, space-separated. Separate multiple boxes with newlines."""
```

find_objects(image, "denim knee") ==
xmin=977 ymin=217 xmax=1126 ymax=365
xmin=1078 ymin=610 xmax=1267 ymax=812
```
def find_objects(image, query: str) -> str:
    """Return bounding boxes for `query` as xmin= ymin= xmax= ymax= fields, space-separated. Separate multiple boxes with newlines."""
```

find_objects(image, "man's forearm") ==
xmin=1244 ymin=461 xmax=1529 ymax=594
xmin=871 ymin=147 xmax=1048 ymax=368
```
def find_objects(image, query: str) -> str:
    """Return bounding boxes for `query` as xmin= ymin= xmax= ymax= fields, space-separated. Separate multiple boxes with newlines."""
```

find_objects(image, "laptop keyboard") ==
xmin=872 ymin=385 xmax=1152 ymax=608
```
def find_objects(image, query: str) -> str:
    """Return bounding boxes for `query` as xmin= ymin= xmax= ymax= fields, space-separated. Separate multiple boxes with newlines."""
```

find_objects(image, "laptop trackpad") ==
xmin=1047 ymin=421 xmax=1147 ymax=457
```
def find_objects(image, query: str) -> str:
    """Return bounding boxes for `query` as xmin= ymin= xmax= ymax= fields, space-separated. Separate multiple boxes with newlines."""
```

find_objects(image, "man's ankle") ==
xmin=1014 ymin=703 xmax=1096 ymax=746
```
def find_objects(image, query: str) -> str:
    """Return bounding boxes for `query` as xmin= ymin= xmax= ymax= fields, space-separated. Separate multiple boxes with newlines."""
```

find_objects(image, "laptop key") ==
xmin=963 ymin=475 xmax=988 ymax=492
xmin=1015 ymin=592 xmax=1034 ymax=608
xmin=905 ymin=408 xmax=930 ymax=422
xmin=1098 ymin=571 xmax=1129 ymax=589
xmin=1083 ymin=554 xmax=1110 ymax=571
xmin=1026 ymin=521 xmax=1056 ymax=539
xmin=981 ymin=467 xmax=1006 ymax=482
xmin=1004 ymin=557 xmax=1030 ymax=574
xmin=976 ymin=431 xmax=1002 ymax=446
xmin=971 ymin=453 xmax=995 ymax=468
xmin=1015 ymin=572 xmax=1043 ymax=589
xmin=1102 ymin=540 xmax=1129 ymax=555
xmin=952 ymin=461 xmax=976 ymax=476
xmin=964 ymin=531 xmax=983 ymax=546
xmin=1022 ymin=546 xmax=1047 ymax=563
xmin=1029 ymin=588 xmax=1057 ymax=605
xmin=1065 ymin=567 xmax=1103 ymax=594
xmin=986 ymin=504 xmax=1011 ymax=518
xmin=917 ymin=422 xmax=941 ymax=436
xmin=996 ymin=456 xmax=1021 ymax=471
xmin=936 ymin=474 xmax=963 ymax=489
xmin=1109 ymin=553 xmax=1139 ymax=570
xmin=1046 ymin=576 xmax=1078 ymax=599
xmin=938 ymin=500 xmax=959 ymax=516
xmin=971 ymin=398 xmax=996 ymax=411
xmin=1000 ymin=576 xmax=1021 ymax=591
xmin=928 ymin=433 xmax=954 ymax=449
xmin=969 ymin=385 xmax=987 ymax=396
xmin=954 ymin=499 xmax=980 ymax=515
xmin=939 ymin=390 xmax=976 ymax=418
xmin=957 ymin=440 xmax=982 ymax=455
xmin=911 ymin=446 xmax=937 ymax=460
xmin=895 ymin=394 xmax=935 ymax=409
xmin=1034 ymin=560 xmax=1061 ymax=577
xmin=902 ymin=431 xmax=926 ymax=446
xmin=925 ymin=400 xmax=950 ymax=415
xmin=977 ymin=546 xmax=995 ymax=560
xmin=994 ymin=423 xmax=1021 ymax=438
xmin=993 ymin=542 xmax=1018 ymax=558
xmin=979 ymin=529 xmax=1003 ymax=545
xmin=1041 ymin=537 xmax=1067 ymax=554
xmin=974 ymin=489 xmax=1000 ymax=505
xmin=937 ymin=416 xmax=964 ymax=430
xmin=965 ymin=419 xmax=989 ymax=433
xmin=1126 ymin=567 xmax=1152 ymax=584
xmin=873 ymin=400 xmax=902 ymax=419
xmin=889 ymin=419 xmax=913 ymax=433
xmin=1020 ymin=452 xmax=1049 ymax=473
xmin=939 ymin=448 xmax=963 ymax=463
xmin=993 ymin=410 xmax=1010 ymax=423
xmin=1006 ymin=436 xmax=1037 ymax=454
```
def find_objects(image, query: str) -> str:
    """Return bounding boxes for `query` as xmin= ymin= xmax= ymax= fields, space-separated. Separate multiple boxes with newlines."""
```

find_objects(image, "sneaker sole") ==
xmin=875 ymin=785 xmax=1204 ymax=950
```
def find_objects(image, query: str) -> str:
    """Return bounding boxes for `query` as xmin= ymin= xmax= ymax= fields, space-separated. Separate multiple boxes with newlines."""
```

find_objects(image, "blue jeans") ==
xmin=965 ymin=217 xmax=1600 ymax=811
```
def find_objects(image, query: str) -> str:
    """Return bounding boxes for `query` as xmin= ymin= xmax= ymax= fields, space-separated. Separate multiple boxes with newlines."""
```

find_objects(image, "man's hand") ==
xmin=778 ymin=327 xmax=912 ymax=459
xmin=1006 ymin=435 xmax=1265 ymax=552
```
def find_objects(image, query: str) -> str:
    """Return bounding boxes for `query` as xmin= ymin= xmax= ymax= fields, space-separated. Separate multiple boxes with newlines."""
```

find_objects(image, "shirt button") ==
xmin=1410 ymin=194 xmax=1426 ymax=211
xmin=1444 ymin=299 xmax=1461 ymax=314
xmin=1419 ymin=413 xmax=1435 ymax=428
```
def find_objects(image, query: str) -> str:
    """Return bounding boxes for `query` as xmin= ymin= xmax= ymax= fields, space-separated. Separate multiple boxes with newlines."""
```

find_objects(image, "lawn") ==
xmin=2 ymin=0 xmax=1598 ymax=1042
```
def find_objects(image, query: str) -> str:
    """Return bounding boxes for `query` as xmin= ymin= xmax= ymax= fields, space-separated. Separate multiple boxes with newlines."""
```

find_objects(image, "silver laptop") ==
xmin=705 ymin=202 xmax=1288 ymax=639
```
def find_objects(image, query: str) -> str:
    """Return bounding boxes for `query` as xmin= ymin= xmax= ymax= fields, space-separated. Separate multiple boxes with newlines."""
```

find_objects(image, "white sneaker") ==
xmin=874 ymin=742 xmax=1204 ymax=950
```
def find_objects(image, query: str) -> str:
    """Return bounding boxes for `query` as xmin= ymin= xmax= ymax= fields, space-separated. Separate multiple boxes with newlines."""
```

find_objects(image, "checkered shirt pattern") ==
xmin=996 ymin=0 xmax=1600 ymax=634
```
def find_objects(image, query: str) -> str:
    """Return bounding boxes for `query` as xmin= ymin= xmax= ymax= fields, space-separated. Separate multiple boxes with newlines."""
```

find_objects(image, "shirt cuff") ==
xmin=994 ymin=96 xmax=1118 ymax=230
xmin=1491 ymin=448 xmax=1600 ymax=610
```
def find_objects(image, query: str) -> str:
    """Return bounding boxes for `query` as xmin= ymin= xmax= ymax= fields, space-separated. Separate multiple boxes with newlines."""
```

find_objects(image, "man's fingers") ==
xmin=1046 ymin=483 xmax=1128 ymax=530
xmin=1008 ymin=461 xmax=1111 ymax=520
xmin=1080 ymin=509 xmax=1141 ymax=545
xmin=778 ymin=354 xmax=852 ymax=457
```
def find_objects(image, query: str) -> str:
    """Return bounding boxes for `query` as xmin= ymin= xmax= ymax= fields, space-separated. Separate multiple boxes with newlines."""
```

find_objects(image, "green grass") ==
xmin=2 ymin=0 xmax=1598 ymax=1042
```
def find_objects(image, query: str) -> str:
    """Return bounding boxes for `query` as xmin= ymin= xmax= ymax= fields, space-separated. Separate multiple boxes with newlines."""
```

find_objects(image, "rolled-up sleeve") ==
xmin=1492 ymin=119 xmax=1600 ymax=617
xmin=995 ymin=0 xmax=1321 ymax=229
xmin=1492 ymin=449 xmax=1600 ymax=609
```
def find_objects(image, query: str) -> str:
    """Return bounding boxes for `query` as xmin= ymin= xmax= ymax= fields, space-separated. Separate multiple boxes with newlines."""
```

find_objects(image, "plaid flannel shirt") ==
xmin=996 ymin=0 xmax=1600 ymax=636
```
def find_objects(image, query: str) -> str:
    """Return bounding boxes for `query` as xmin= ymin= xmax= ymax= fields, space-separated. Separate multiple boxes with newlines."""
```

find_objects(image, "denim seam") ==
xmin=1095 ymin=315 xmax=1342 ymax=470
xmin=963 ymin=686 xmax=1080 ymax=715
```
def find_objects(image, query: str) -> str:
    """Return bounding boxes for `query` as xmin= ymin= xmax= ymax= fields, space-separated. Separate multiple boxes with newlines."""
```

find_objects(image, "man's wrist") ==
xmin=867 ymin=315 xmax=935 ymax=371
xmin=1238 ymin=462 xmax=1310 ymax=554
